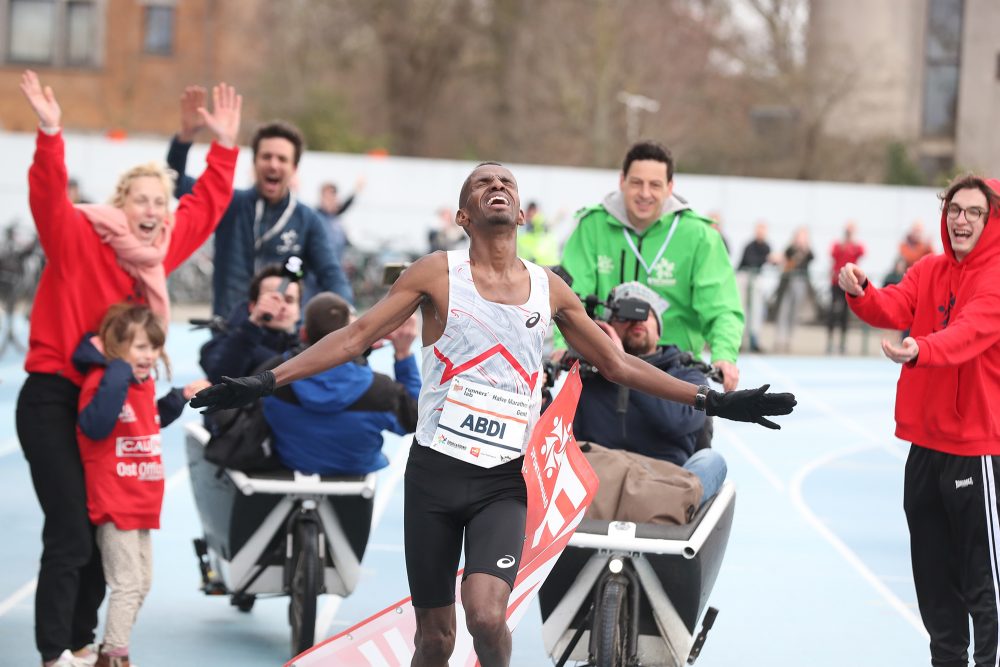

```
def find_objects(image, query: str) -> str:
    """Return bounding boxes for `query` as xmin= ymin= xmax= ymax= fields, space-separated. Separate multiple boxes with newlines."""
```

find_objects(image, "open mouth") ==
xmin=139 ymin=222 xmax=158 ymax=234
xmin=953 ymin=229 xmax=972 ymax=240
xmin=485 ymin=193 xmax=510 ymax=209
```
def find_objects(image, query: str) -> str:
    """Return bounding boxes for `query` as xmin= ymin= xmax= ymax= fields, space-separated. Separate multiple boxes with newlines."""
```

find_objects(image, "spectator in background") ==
xmin=315 ymin=178 xmax=365 ymax=264
xmin=827 ymin=221 xmax=865 ymax=355
xmin=899 ymin=220 xmax=934 ymax=270
xmin=16 ymin=71 xmax=240 ymax=667
xmin=428 ymin=206 xmax=465 ymax=252
xmin=773 ymin=226 xmax=814 ymax=353
xmin=736 ymin=221 xmax=775 ymax=353
xmin=707 ymin=211 xmax=730 ymax=255
xmin=199 ymin=263 xmax=302 ymax=385
xmin=167 ymin=86 xmax=352 ymax=318
xmin=67 ymin=177 xmax=90 ymax=204
xmin=517 ymin=201 xmax=560 ymax=266
xmin=263 ymin=294 xmax=419 ymax=475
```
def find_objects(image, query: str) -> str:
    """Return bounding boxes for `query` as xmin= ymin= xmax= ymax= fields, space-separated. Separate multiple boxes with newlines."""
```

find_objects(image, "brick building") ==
xmin=0 ymin=0 xmax=261 ymax=136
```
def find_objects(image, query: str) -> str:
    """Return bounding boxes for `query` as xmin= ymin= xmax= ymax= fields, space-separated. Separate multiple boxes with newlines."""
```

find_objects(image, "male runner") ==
xmin=191 ymin=162 xmax=796 ymax=667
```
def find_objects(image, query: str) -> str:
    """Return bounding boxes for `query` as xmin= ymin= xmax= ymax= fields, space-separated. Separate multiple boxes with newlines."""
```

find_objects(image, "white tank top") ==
xmin=415 ymin=249 xmax=551 ymax=455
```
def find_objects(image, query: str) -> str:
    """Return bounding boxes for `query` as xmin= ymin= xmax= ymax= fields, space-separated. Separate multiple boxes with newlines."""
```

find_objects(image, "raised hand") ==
xmin=189 ymin=370 xmax=275 ymax=414
xmin=178 ymin=85 xmax=207 ymax=142
xmin=198 ymin=83 xmax=242 ymax=149
xmin=19 ymin=70 xmax=61 ymax=129
xmin=705 ymin=383 xmax=796 ymax=430
xmin=838 ymin=262 xmax=868 ymax=297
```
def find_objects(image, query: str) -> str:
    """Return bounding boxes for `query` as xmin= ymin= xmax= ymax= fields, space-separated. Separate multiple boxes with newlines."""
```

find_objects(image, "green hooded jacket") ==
xmin=556 ymin=191 xmax=744 ymax=363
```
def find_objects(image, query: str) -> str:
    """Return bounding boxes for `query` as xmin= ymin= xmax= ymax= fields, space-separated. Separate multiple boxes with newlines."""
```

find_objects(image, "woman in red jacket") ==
xmin=14 ymin=70 xmax=241 ymax=667
xmin=840 ymin=174 xmax=1000 ymax=667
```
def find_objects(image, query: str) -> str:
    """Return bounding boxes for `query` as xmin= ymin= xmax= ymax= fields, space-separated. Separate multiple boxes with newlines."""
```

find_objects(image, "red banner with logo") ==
xmin=287 ymin=365 xmax=597 ymax=667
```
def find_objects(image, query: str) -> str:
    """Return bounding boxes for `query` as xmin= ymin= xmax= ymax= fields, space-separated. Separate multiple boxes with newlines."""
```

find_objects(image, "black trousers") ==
xmin=904 ymin=445 xmax=1000 ymax=667
xmin=16 ymin=373 xmax=105 ymax=661
xmin=827 ymin=284 xmax=849 ymax=343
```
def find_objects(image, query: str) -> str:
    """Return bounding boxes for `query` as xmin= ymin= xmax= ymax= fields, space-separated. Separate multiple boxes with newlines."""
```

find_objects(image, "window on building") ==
xmin=143 ymin=4 xmax=173 ymax=55
xmin=921 ymin=0 xmax=965 ymax=138
xmin=2 ymin=0 xmax=101 ymax=66
xmin=8 ymin=0 xmax=55 ymax=63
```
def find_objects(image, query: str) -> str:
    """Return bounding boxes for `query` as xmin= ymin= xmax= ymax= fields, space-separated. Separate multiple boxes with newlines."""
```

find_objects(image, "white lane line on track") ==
xmin=714 ymin=422 xmax=785 ymax=494
xmin=0 ymin=437 xmax=19 ymax=459
xmin=789 ymin=443 xmax=928 ymax=638
xmin=315 ymin=435 xmax=413 ymax=639
xmin=0 ymin=466 xmax=190 ymax=619
xmin=747 ymin=356 xmax=925 ymax=636
xmin=0 ymin=577 xmax=37 ymax=618
xmin=746 ymin=356 xmax=907 ymax=461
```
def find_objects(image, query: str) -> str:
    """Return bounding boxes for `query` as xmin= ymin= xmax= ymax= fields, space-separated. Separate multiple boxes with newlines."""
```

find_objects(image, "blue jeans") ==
xmin=684 ymin=449 xmax=727 ymax=506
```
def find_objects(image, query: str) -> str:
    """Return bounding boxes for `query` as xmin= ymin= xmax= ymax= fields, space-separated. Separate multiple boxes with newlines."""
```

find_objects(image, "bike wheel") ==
xmin=289 ymin=519 xmax=321 ymax=656
xmin=594 ymin=578 xmax=629 ymax=667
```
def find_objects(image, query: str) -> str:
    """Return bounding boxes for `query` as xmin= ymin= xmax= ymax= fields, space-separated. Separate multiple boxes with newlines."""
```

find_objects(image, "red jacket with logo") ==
xmin=26 ymin=130 xmax=237 ymax=386
xmin=848 ymin=178 xmax=1000 ymax=455
xmin=77 ymin=363 xmax=182 ymax=530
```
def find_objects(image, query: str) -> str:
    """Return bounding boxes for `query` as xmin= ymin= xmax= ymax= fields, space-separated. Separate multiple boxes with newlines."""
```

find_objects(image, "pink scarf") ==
xmin=77 ymin=204 xmax=172 ymax=324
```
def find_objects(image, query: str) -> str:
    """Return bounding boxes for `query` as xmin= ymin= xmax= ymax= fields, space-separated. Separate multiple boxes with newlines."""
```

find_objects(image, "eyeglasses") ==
xmin=946 ymin=203 xmax=988 ymax=224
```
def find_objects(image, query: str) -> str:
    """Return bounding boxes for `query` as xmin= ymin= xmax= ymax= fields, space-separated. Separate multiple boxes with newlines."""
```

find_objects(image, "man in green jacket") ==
xmin=557 ymin=141 xmax=744 ymax=391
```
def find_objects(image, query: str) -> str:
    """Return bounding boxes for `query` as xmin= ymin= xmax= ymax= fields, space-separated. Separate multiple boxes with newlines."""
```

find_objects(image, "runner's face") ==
xmin=462 ymin=165 xmax=523 ymax=228
xmin=254 ymin=138 xmax=297 ymax=204
xmin=124 ymin=328 xmax=160 ymax=381
xmin=122 ymin=176 xmax=169 ymax=246
xmin=611 ymin=309 xmax=658 ymax=356
xmin=620 ymin=160 xmax=673 ymax=229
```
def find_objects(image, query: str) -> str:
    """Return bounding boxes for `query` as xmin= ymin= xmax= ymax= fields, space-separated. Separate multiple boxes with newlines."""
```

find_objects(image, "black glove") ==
xmin=189 ymin=370 xmax=276 ymax=414
xmin=705 ymin=383 xmax=796 ymax=430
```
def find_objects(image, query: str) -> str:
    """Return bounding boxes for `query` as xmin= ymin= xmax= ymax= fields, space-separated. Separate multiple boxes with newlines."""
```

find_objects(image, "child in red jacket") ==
xmin=73 ymin=305 xmax=208 ymax=667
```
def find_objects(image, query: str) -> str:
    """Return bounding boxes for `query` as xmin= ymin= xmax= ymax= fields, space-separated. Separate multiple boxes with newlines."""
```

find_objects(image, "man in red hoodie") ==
xmin=840 ymin=174 xmax=1000 ymax=667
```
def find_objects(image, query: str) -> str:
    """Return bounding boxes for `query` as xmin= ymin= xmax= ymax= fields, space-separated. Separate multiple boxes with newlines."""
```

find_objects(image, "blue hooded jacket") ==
xmin=263 ymin=354 xmax=420 ymax=475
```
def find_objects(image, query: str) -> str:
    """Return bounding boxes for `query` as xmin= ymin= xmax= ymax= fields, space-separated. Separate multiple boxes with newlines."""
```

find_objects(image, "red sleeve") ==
xmin=847 ymin=260 xmax=921 ymax=330
xmin=912 ymin=279 xmax=1000 ymax=368
xmin=28 ymin=130 xmax=88 ymax=259
xmin=164 ymin=142 xmax=238 ymax=273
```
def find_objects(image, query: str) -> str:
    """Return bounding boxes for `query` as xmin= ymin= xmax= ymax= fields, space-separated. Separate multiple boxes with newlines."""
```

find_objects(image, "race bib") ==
xmin=430 ymin=378 xmax=530 ymax=468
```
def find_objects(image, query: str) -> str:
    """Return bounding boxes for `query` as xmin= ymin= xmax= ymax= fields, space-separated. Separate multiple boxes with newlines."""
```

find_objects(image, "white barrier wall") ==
xmin=0 ymin=130 xmax=943 ymax=286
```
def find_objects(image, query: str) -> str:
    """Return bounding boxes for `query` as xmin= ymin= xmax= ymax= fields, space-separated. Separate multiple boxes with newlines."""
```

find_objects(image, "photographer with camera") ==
xmin=572 ymin=282 xmax=727 ymax=505
xmin=199 ymin=258 xmax=304 ymax=385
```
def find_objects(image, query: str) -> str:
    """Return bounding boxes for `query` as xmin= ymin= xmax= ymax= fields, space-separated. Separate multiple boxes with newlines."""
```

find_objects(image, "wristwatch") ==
xmin=693 ymin=384 xmax=711 ymax=412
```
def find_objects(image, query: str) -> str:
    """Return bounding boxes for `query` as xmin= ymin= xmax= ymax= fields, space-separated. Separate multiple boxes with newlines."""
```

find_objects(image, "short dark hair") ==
xmin=459 ymin=161 xmax=505 ymax=208
xmin=940 ymin=173 xmax=1000 ymax=216
xmin=622 ymin=141 xmax=674 ymax=182
xmin=249 ymin=264 xmax=290 ymax=303
xmin=304 ymin=292 xmax=352 ymax=344
xmin=320 ymin=182 xmax=338 ymax=194
xmin=251 ymin=121 xmax=305 ymax=166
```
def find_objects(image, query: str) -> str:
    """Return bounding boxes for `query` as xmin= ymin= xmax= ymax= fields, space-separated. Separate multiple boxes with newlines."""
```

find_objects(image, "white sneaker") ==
xmin=45 ymin=650 xmax=93 ymax=667
xmin=72 ymin=644 xmax=99 ymax=666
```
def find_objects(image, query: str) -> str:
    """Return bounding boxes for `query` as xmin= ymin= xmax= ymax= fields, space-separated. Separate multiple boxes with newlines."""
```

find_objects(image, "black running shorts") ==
xmin=403 ymin=442 xmax=527 ymax=608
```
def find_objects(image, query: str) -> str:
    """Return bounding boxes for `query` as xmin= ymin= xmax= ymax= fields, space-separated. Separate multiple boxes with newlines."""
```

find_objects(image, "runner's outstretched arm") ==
xmin=191 ymin=255 xmax=438 ymax=413
xmin=548 ymin=269 xmax=797 ymax=428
